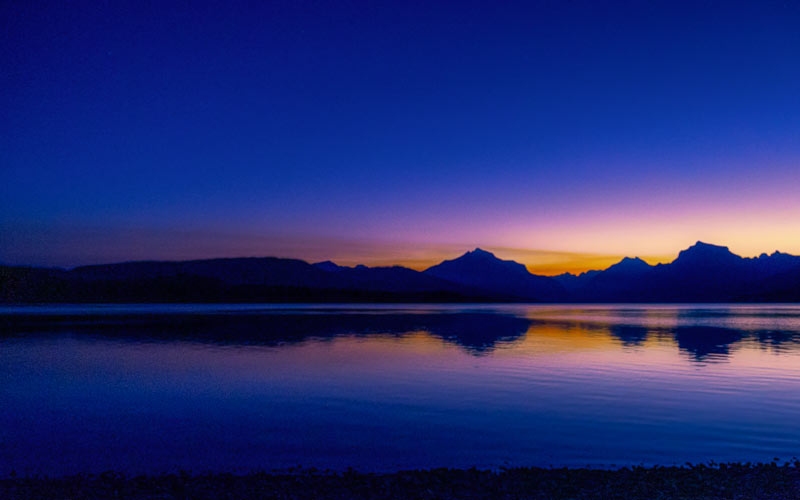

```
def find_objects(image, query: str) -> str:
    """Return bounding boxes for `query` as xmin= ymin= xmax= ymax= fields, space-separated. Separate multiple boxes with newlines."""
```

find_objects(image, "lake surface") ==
xmin=2 ymin=304 xmax=800 ymax=476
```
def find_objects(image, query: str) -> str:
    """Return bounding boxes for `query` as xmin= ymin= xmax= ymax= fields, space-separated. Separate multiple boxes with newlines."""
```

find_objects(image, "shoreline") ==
xmin=3 ymin=463 xmax=800 ymax=499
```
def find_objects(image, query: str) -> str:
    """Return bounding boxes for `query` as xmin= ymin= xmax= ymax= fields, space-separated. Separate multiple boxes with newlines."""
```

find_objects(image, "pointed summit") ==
xmin=463 ymin=248 xmax=499 ymax=260
xmin=605 ymin=256 xmax=651 ymax=274
xmin=470 ymin=247 xmax=490 ymax=253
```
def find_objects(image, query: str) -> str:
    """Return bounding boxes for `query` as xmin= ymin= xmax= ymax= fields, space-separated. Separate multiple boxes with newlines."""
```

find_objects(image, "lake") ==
xmin=2 ymin=304 xmax=800 ymax=476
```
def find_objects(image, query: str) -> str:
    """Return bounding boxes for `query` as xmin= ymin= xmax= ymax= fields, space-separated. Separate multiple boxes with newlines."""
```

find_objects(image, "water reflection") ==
xmin=3 ymin=305 xmax=800 ymax=361
xmin=608 ymin=324 xmax=649 ymax=346
xmin=672 ymin=326 xmax=744 ymax=361
xmin=0 ymin=310 xmax=531 ymax=355
xmin=3 ymin=304 xmax=800 ymax=475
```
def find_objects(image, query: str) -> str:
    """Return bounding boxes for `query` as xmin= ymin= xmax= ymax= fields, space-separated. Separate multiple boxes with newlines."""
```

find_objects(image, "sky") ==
xmin=2 ymin=1 xmax=800 ymax=274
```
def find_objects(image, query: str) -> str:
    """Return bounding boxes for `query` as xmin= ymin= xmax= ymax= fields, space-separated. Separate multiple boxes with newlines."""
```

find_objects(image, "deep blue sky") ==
xmin=2 ymin=1 xmax=800 ymax=271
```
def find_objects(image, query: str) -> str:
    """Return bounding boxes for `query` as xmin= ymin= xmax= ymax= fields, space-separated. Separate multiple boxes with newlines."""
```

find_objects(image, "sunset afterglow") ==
xmin=3 ymin=2 xmax=799 ymax=272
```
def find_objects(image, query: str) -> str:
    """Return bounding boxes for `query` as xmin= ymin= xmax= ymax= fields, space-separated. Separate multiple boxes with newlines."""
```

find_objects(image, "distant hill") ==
xmin=1 ymin=242 xmax=799 ymax=303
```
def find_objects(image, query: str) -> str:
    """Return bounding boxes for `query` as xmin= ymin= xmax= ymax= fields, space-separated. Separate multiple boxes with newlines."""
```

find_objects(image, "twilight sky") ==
xmin=2 ymin=1 xmax=800 ymax=274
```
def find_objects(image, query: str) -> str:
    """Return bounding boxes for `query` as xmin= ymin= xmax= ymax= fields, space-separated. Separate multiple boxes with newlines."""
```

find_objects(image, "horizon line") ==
xmin=3 ymin=240 xmax=796 ymax=277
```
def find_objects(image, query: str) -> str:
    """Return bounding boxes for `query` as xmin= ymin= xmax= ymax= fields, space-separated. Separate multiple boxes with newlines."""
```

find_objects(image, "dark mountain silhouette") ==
xmin=637 ymin=242 xmax=800 ymax=302
xmin=643 ymin=242 xmax=756 ymax=301
xmin=753 ymin=251 xmax=800 ymax=276
xmin=1 ymin=242 xmax=799 ymax=303
xmin=0 ymin=255 xmax=500 ymax=303
xmin=673 ymin=241 xmax=744 ymax=267
xmin=557 ymin=242 xmax=800 ymax=302
xmin=74 ymin=257 xmax=334 ymax=287
xmin=423 ymin=248 xmax=567 ymax=301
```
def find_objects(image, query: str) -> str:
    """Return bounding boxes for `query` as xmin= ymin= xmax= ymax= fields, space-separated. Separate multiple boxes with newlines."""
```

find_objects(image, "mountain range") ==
xmin=1 ymin=241 xmax=799 ymax=303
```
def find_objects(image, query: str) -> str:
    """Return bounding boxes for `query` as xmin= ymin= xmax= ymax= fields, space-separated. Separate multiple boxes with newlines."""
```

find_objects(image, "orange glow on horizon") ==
xmin=11 ymin=215 xmax=798 ymax=274
xmin=330 ymin=247 xmax=675 ymax=276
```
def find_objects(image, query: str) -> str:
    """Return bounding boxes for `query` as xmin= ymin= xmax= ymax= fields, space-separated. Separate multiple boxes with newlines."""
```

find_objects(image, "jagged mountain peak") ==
xmin=757 ymin=251 xmax=788 ymax=260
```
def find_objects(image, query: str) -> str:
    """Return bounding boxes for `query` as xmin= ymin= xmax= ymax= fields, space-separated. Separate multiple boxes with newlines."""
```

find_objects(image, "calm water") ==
xmin=2 ymin=304 xmax=800 ymax=476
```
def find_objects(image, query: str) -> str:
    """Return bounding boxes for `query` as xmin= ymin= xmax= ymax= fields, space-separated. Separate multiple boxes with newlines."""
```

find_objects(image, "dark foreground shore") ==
xmin=3 ymin=463 xmax=800 ymax=499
